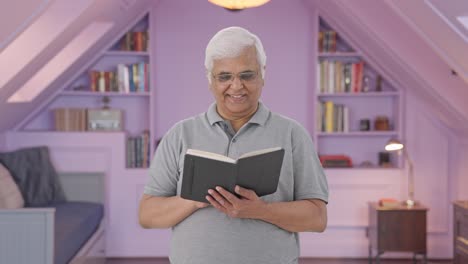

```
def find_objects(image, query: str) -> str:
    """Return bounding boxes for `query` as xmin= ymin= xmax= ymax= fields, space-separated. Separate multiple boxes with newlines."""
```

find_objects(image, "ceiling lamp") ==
xmin=208 ymin=0 xmax=270 ymax=10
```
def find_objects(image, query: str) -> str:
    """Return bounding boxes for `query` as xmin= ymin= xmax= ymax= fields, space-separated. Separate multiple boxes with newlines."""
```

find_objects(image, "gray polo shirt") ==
xmin=144 ymin=102 xmax=328 ymax=264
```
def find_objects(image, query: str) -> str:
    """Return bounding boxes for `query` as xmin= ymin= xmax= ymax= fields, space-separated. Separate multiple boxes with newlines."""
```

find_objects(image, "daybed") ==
xmin=0 ymin=146 xmax=105 ymax=264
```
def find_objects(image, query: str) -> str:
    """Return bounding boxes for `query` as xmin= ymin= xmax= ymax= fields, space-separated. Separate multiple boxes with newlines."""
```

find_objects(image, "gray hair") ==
xmin=205 ymin=26 xmax=266 ymax=83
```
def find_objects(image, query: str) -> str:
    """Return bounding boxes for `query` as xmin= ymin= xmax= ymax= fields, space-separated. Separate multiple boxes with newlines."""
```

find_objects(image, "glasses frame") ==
xmin=211 ymin=70 xmax=259 ymax=85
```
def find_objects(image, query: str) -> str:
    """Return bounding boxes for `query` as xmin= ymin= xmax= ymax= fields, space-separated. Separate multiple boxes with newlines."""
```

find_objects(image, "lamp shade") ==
xmin=208 ymin=0 xmax=270 ymax=10
xmin=385 ymin=138 xmax=404 ymax=152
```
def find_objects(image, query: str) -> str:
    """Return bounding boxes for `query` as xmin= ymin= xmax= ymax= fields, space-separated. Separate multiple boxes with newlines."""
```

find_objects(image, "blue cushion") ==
xmin=51 ymin=201 xmax=104 ymax=264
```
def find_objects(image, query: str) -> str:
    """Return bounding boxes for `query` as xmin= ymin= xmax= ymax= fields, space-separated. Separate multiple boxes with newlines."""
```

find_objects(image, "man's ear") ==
xmin=261 ymin=66 xmax=266 ymax=85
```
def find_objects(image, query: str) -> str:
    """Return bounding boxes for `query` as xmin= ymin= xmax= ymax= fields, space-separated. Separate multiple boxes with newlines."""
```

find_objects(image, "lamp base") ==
xmin=405 ymin=199 xmax=415 ymax=207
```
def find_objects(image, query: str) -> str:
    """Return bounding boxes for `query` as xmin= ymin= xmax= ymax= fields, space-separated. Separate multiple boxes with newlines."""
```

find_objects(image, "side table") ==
xmin=367 ymin=202 xmax=428 ymax=264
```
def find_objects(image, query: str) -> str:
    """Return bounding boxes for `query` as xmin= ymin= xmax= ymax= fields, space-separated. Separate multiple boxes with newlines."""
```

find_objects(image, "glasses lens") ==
xmin=216 ymin=73 xmax=233 ymax=83
xmin=239 ymin=71 xmax=257 ymax=81
xmin=214 ymin=71 xmax=258 ymax=84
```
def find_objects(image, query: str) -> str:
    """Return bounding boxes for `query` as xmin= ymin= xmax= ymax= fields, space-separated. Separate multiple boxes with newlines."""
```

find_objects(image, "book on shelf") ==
xmin=88 ymin=62 xmax=149 ymax=94
xmin=318 ymin=101 xmax=349 ymax=133
xmin=317 ymin=60 xmax=364 ymax=94
xmin=126 ymin=130 xmax=150 ymax=168
xmin=118 ymin=31 xmax=149 ymax=51
xmin=53 ymin=108 xmax=87 ymax=131
xmin=319 ymin=154 xmax=353 ymax=168
xmin=318 ymin=30 xmax=337 ymax=52
xmin=181 ymin=147 xmax=285 ymax=203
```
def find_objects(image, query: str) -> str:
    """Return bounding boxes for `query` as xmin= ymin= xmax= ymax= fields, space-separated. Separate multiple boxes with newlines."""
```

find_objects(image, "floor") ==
xmin=106 ymin=258 xmax=453 ymax=264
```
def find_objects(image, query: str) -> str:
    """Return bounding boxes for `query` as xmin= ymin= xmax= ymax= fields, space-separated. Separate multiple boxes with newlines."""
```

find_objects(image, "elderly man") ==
xmin=139 ymin=26 xmax=328 ymax=264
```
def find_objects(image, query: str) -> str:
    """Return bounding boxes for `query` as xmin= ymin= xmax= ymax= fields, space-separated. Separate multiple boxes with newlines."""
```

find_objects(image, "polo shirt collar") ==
xmin=207 ymin=103 xmax=224 ymax=125
xmin=207 ymin=101 xmax=270 ymax=126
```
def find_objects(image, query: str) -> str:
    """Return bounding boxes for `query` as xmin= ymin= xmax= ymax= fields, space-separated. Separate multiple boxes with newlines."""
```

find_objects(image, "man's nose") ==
xmin=230 ymin=75 xmax=243 ymax=89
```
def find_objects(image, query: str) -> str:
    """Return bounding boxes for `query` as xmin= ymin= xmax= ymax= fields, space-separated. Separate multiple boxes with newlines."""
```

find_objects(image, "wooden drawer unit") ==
xmin=454 ymin=201 xmax=468 ymax=264
xmin=368 ymin=202 xmax=428 ymax=263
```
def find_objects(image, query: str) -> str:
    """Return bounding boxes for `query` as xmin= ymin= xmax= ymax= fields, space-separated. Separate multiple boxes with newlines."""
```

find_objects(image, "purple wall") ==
xmin=3 ymin=0 xmax=467 ymax=258
xmin=152 ymin=0 xmax=315 ymax=138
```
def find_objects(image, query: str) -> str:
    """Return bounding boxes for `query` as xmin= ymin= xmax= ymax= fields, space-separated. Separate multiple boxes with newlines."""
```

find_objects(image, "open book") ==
xmin=181 ymin=147 xmax=285 ymax=203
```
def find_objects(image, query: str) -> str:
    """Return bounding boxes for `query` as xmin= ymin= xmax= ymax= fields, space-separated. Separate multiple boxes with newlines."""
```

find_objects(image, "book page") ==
xmin=239 ymin=147 xmax=282 ymax=159
xmin=186 ymin=149 xmax=236 ymax=163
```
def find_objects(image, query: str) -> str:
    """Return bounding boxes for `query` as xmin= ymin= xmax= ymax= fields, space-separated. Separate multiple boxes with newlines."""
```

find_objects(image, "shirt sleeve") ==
xmin=143 ymin=125 xmax=181 ymax=197
xmin=291 ymin=123 xmax=329 ymax=203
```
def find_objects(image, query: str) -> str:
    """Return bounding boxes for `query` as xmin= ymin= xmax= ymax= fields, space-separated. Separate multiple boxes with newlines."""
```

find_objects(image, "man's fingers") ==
xmin=235 ymin=185 xmax=256 ymax=199
xmin=216 ymin=186 xmax=240 ymax=204
xmin=206 ymin=195 xmax=227 ymax=212
xmin=208 ymin=188 xmax=231 ymax=208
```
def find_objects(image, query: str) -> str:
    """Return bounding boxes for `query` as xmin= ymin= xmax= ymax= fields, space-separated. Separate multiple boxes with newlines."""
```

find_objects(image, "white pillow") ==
xmin=0 ymin=163 xmax=25 ymax=209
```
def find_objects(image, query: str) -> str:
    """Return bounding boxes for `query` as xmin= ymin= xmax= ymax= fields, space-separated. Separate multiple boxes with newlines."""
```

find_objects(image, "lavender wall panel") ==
xmin=451 ymin=138 xmax=468 ymax=201
xmin=152 ymin=0 xmax=314 ymax=138
xmin=403 ymin=94 xmax=452 ymax=257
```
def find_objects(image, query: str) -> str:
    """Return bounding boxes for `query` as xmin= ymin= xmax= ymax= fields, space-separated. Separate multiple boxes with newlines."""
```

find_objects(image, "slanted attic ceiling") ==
xmin=0 ymin=0 xmax=52 ymax=51
xmin=0 ymin=0 xmax=154 ymax=132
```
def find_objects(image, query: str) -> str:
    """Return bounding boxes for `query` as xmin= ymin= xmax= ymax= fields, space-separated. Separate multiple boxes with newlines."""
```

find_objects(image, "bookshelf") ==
xmin=315 ymin=17 xmax=402 ymax=169
xmin=20 ymin=13 xmax=152 ymax=169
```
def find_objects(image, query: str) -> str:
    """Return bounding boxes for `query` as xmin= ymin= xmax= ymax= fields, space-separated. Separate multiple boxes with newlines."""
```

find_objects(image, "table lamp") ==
xmin=384 ymin=139 xmax=415 ymax=207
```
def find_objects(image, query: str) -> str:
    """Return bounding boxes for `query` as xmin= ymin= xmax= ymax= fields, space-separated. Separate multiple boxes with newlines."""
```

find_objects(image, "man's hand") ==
xmin=206 ymin=185 xmax=267 ymax=219
xmin=205 ymin=186 xmax=327 ymax=232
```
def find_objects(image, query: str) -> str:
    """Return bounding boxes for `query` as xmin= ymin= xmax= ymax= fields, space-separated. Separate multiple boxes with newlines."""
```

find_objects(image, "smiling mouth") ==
xmin=226 ymin=94 xmax=247 ymax=103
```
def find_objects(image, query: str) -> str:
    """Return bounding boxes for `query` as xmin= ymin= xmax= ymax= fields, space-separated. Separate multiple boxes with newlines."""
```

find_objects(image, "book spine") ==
xmin=145 ymin=63 xmax=150 ymax=92
xmin=126 ymin=137 xmax=132 ymax=168
xmin=128 ymin=65 xmax=134 ymax=92
xmin=98 ymin=72 xmax=105 ymax=92
xmin=139 ymin=62 xmax=145 ymax=92
xmin=325 ymin=101 xmax=334 ymax=132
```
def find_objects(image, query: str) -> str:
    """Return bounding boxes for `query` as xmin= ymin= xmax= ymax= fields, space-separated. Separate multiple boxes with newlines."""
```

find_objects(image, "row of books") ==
xmin=89 ymin=62 xmax=150 ymax=93
xmin=127 ymin=131 xmax=150 ymax=168
xmin=318 ymin=30 xmax=337 ymax=53
xmin=53 ymin=108 xmax=88 ymax=131
xmin=317 ymin=101 xmax=349 ymax=133
xmin=118 ymin=31 xmax=149 ymax=52
xmin=317 ymin=60 xmax=365 ymax=94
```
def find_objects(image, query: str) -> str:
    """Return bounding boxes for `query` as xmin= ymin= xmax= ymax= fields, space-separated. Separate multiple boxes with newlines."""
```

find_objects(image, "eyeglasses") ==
xmin=212 ymin=71 xmax=258 ymax=84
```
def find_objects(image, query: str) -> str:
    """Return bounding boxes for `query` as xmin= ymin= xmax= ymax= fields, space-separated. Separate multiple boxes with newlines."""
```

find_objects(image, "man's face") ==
xmin=209 ymin=46 xmax=264 ymax=120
